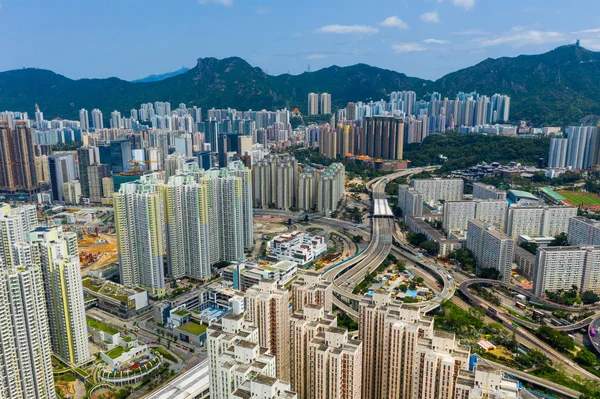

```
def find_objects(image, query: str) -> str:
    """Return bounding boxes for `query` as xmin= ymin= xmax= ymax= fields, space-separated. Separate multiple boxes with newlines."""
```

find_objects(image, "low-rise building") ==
xmin=267 ymin=231 xmax=327 ymax=266
xmin=222 ymin=261 xmax=298 ymax=291
xmin=82 ymin=277 xmax=149 ymax=319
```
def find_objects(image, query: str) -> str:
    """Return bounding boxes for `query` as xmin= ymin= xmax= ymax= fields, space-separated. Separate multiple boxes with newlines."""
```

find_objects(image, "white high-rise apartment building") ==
xmin=548 ymin=137 xmax=569 ymax=168
xmin=442 ymin=200 xmax=506 ymax=232
xmin=164 ymin=174 xmax=211 ymax=280
xmin=228 ymin=161 xmax=254 ymax=249
xmin=308 ymin=93 xmax=319 ymax=116
xmin=472 ymin=183 xmax=507 ymax=201
xmin=26 ymin=227 xmax=91 ymax=365
xmin=359 ymin=291 xmax=470 ymax=399
xmin=231 ymin=376 xmax=296 ymax=399
xmin=442 ymin=201 xmax=476 ymax=232
xmin=315 ymin=163 xmax=345 ymax=214
xmin=291 ymin=271 xmax=333 ymax=312
xmin=534 ymin=246 xmax=600 ymax=296
xmin=412 ymin=178 xmax=464 ymax=202
xmin=252 ymin=154 xmax=298 ymax=210
xmin=290 ymin=305 xmax=362 ymax=399
xmin=454 ymin=365 xmax=519 ymax=398
xmin=320 ymin=93 xmax=332 ymax=115
xmin=398 ymin=185 xmax=424 ymax=220
xmin=0 ymin=203 xmax=38 ymax=268
xmin=505 ymin=206 xmax=576 ymax=239
xmin=565 ymin=126 xmax=599 ymax=170
xmin=91 ymin=108 xmax=103 ymax=130
xmin=110 ymin=110 xmax=122 ymax=129
xmin=246 ymin=279 xmax=291 ymax=380
xmin=467 ymin=219 xmax=514 ymax=282
xmin=201 ymin=169 xmax=245 ymax=262
xmin=79 ymin=108 xmax=89 ymax=132
xmin=568 ymin=216 xmax=600 ymax=246
xmin=207 ymin=313 xmax=278 ymax=399
xmin=0 ymin=261 xmax=55 ymax=398
xmin=114 ymin=176 xmax=166 ymax=297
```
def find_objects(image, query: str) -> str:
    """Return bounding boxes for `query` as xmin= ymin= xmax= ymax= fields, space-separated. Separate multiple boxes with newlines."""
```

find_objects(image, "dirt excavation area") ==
xmin=79 ymin=231 xmax=118 ymax=272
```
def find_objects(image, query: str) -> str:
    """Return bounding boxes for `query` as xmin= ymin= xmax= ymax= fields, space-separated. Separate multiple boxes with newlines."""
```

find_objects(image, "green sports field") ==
xmin=558 ymin=191 xmax=600 ymax=207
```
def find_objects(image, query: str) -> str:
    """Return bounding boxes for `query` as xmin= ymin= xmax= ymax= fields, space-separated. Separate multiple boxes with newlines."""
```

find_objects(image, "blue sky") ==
xmin=2 ymin=0 xmax=600 ymax=81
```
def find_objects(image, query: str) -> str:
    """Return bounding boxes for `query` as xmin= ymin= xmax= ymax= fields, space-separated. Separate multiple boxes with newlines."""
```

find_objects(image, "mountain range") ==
xmin=131 ymin=67 xmax=190 ymax=83
xmin=0 ymin=44 xmax=598 ymax=127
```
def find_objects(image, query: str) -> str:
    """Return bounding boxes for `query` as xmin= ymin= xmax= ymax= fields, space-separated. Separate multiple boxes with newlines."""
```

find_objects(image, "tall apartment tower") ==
xmin=568 ymin=216 xmax=600 ymax=246
xmin=320 ymin=93 xmax=332 ymax=115
xmin=163 ymin=174 xmax=211 ymax=280
xmin=227 ymin=160 xmax=254 ymax=249
xmin=359 ymin=291 xmax=470 ymax=399
xmin=91 ymin=109 xmax=103 ymax=130
xmin=207 ymin=313 xmax=278 ymax=399
xmin=290 ymin=305 xmax=362 ymax=399
xmin=77 ymin=146 xmax=100 ymax=199
xmin=252 ymin=154 xmax=299 ymax=210
xmin=472 ymin=183 xmax=507 ymax=201
xmin=0 ymin=261 xmax=56 ymax=398
xmin=548 ymin=137 xmax=568 ymax=168
xmin=49 ymin=153 xmax=77 ymax=202
xmin=79 ymin=108 xmax=90 ymax=132
xmin=0 ymin=203 xmax=38 ymax=268
xmin=505 ymin=206 xmax=576 ymax=239
xmin=466 ymin=219 xmax=515 ymax=282
xmin=246 ymin=279 xmax=291 ymax=380
xmin=0 ymin=122 xmax=38 ymax=193
xmin=360 ymin=116 xmax=404 ymax=160
xmin=26 ymin=227 xmax=91 ymax=365
xmin=534 ymin=246 xmax=600 ymax=296
xmin=291 ymin=271 xmax=333 ymax=312
xmin=201 ymin=169 xmax=245 ymax=262
xmin=114 ymin=177 xmax=166 ymax=297
xmin=308 ymin=93 xmax=319 ymax=116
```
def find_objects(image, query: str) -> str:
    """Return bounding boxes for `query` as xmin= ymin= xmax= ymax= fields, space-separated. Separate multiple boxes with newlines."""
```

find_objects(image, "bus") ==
xmin=591 ymin=328 xmax=597 ymax=337
xmin=515 ymin=302 xmax=526 ymax=310
xmin=511 ymin=322 xmax=520 ymax=328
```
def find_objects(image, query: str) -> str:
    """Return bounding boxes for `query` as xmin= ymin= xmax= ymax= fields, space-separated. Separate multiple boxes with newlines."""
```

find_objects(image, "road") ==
xmin=589 ymin=315 xmax=600 ymax=354
xmin=321 ymin=167 xmax=439 ymax=318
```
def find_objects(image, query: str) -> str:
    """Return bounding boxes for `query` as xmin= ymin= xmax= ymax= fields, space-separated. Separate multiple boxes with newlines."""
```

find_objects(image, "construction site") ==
xmin=78 ymin=230 xmax=119 ymax=274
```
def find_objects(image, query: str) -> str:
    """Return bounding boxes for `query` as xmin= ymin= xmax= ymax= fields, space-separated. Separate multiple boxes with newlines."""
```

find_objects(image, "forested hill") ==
xmin=1 ymin=44 xmax=599 ymax=126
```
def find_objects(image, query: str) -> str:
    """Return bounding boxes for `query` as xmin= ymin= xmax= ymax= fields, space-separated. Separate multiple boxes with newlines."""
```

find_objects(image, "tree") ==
xmin=396 ymin=260 xmax=407 ymax=273
xmin=407 ymin=232 xmax=427 ymax=247
xmin=575 ymin=348 xmax=597 ymax=367
xmin=421 ymin=240 xmax=439 ymax=256
xmin=582 ymin=290 xmax=600 ymax=305
xmin=477 ymin=267 xmax=501 ymax=280
xmin=549 ymin=232 xmax=569 ymax=247
xmin=352 ymin=235 xmax=363 ymax=243
xmin=519 ymin=242 xmax=539 ymax=255
xmin=415 ymin=277 xmax=424 ymax=284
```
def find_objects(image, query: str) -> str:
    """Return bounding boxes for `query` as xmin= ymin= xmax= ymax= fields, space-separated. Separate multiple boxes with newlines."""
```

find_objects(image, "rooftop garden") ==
xmin=105 ymin=346 xmax=130 ymax=360
xmin=177 ymin=321 xmax=207 ymax=336
xmin=87 ymin=317 xmax=118 ymax=335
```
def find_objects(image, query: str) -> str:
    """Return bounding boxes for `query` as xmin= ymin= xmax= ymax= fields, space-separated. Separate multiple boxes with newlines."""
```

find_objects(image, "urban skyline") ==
xmin=2 ymin=1 xmax=600 ymax=81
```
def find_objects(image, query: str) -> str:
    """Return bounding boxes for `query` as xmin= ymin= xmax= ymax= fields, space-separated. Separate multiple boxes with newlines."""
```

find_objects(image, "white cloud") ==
xmin=422 ymin=38 xmax=450 ymax=45
xmin=452 ymin=0 xmax=476 ymax=10
xmin=380 ymin=16 xmax=409 ymax=30
xmin=579 ymin=39 xmax=600 ymax=51
xmin=420 ymin=11 xmax=440 ymax=23
xmin=452 ymin=29 xmax=486 ymax=36
xmin=392 ymin=42 xmax=428 ymax=53
xmin=255 ymin=6 xmax=270 ymax=15
xmin=307 ymin=54 xmax=329 ymax=60
xmin=572 ymin=28 xmax=600 ymax=34
xmin=477 ymin=29 xmax=564 ymax=47
xmin=315 ymin=24 xmax=379 ymax=35
xmin=197 ymin=0 xmax=233 ymax=6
